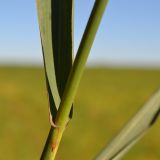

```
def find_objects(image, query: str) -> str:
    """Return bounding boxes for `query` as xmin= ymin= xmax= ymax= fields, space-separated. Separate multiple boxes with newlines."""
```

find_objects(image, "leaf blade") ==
xmin=36 ymin=0 xmax=74 ymax=121
xmin=96 ymin=89 xmax=160 ymax=160
xmin=37 ymin=0 xmax=60 ymax=113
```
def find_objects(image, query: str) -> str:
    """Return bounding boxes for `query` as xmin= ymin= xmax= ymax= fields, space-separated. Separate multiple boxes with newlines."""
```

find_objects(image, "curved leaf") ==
xmin=36 ymin=0 xmax=73 ymax=122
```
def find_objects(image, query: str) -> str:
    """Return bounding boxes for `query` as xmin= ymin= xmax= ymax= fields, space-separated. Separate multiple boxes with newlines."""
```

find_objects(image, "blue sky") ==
xmin=0 ymin=0 xmax=160 ymax=67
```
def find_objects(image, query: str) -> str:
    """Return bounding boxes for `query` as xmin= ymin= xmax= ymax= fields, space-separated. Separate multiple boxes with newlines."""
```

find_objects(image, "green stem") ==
xmin=41 ymin=0 xmax=109 ymax=159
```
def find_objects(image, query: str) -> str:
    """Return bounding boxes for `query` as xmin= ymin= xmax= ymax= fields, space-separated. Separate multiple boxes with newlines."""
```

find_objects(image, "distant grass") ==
xmin=0 ymin=66 xmax=160 ymax=160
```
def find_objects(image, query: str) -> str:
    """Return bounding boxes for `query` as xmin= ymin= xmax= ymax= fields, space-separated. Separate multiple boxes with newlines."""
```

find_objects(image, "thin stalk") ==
xmin=41 ymin=0 xmax=109 ymax=159
xmin=37 ymin=0 xmax=74 ymax=159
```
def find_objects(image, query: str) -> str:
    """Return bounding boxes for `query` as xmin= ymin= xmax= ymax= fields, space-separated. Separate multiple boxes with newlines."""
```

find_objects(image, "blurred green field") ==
xmin=0 ymin=66 xmax=160 ymax=160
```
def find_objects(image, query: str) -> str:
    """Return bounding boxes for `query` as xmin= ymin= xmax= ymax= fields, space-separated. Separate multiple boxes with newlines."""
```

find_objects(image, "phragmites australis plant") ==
xmin=36 ymin=0 xmax=160 ymax=159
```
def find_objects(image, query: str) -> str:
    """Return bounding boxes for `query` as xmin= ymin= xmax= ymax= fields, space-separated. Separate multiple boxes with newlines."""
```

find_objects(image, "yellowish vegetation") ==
xmin=0 ymin=67 xmax=160 ymax=160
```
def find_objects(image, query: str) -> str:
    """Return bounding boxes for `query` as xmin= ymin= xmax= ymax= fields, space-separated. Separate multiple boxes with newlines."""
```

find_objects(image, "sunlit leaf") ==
xmin=36 ymin=0 xmax=73 ymax=122
xmin=96 ymin=89 xmax=160 ymax=160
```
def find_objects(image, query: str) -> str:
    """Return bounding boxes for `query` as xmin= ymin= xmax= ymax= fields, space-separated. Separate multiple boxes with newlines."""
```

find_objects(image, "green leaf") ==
xmin=36 ymin=0 xmax=73 ymax=122
xmin=96 ymin=89 xmax=160 ymax=160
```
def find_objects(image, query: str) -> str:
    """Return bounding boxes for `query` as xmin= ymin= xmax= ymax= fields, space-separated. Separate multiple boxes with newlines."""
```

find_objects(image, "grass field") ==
xmin=0 ymin=66 xmax=160 ymax=160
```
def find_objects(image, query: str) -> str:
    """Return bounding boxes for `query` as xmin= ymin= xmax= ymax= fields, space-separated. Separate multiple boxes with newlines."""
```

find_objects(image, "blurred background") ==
xmin=0 ymin=0 xmax=160 ymax=159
